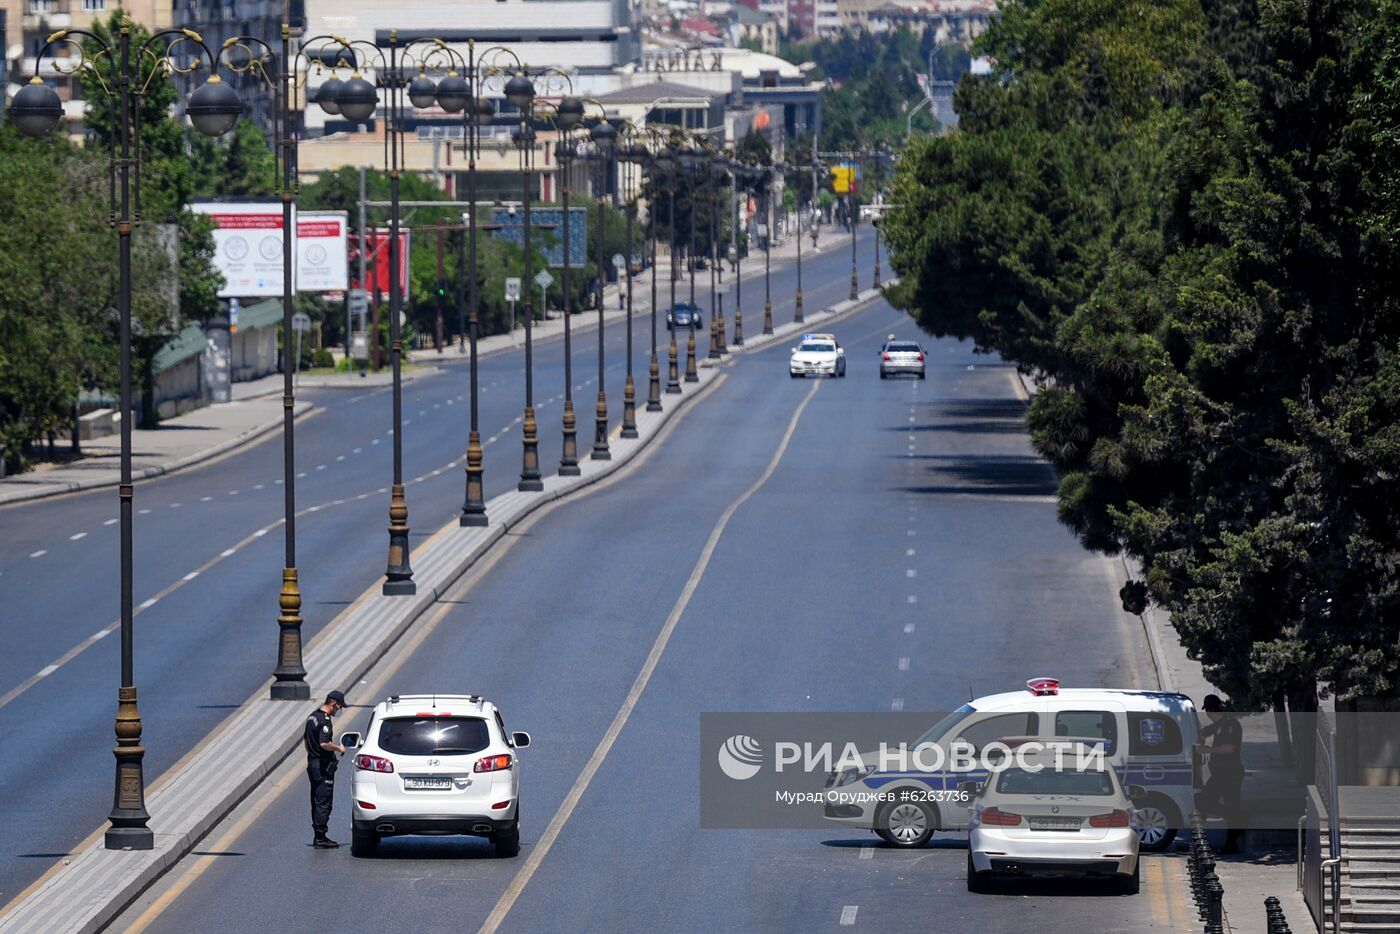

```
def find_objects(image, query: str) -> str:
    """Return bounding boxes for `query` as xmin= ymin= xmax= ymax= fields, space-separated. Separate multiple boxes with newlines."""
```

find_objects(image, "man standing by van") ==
xmin=1195 ymin=694 xmax=1244 ymax=854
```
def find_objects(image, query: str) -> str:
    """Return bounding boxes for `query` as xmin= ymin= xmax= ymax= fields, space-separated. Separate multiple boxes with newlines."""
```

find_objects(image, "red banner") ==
xmin=350 ymin=228 xmax=412 ymax=300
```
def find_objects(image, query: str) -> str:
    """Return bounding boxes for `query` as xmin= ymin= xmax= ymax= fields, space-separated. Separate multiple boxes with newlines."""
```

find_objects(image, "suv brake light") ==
xmin=355 ymin=754 xmax=395 ymax=773
xmin=1089 ymin=809 xmax=1130 ymax=828
xmin=917 ymin=352 xmax=925 ymax=361
xmin=980 ymin=807 xmax=1022 ymax=826
xmin=882 ymin=353 xmax=891 ymax=361
xmin=475 ymin=753 xmax=513 ymax=773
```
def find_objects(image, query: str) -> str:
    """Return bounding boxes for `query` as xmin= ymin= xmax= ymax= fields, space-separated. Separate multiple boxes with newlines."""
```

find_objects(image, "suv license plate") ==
xmin=404 ymin=777 xmax=452 ymax=790
xmin=1029 ymin=817 xmax=1081 ymax=830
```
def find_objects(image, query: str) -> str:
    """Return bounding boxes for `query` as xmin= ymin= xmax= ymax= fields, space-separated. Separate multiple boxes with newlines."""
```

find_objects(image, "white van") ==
xmin=822 ymin=678 xmax=1200 ymax=851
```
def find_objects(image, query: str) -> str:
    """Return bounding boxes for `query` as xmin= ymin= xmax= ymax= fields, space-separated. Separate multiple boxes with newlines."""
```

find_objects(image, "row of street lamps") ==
xmin=7 ymin=17 xmax=881 ymax=850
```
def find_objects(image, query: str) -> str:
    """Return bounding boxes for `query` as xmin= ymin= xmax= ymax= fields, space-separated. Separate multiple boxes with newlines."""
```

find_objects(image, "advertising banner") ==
xmin=349 ymin=228 xmax=412 ymax=303
xmin=296 ymin=211 xmax=348 ymax=292
xmin=191 ymin=200 xmax=286 ymax=298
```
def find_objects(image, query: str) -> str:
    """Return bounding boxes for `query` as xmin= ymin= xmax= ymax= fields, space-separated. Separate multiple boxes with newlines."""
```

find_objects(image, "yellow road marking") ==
xmin=477 ymin=378 xmax=823 ymax=934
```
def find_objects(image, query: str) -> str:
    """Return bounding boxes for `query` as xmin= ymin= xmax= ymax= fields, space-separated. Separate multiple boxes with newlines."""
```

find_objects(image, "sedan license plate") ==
xmin=403 ymin=776 xmax=452 ymax=791
xmin=1029 ymin=817 xmax=1081 ymax=831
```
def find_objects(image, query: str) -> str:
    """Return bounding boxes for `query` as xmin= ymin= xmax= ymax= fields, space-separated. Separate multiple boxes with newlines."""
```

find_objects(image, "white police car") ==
xmin=823 ymin=679 xmax=1199 ymax=851
xmin=789 ymin=333 xmax=846 ymax=378
xmin=339 ymin=694 xmax=531 ymax=858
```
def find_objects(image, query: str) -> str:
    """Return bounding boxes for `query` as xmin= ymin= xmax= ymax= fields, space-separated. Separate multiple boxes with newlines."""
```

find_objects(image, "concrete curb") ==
xmin=0 ymin=403 xmax=315 ymax=508
xmin=0 ymin=286 xmax=895 ymax=934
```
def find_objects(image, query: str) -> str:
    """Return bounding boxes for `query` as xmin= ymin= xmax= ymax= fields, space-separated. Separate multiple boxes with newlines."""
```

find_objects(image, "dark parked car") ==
xmin=667 ymin=301 xmax=703 ymax=331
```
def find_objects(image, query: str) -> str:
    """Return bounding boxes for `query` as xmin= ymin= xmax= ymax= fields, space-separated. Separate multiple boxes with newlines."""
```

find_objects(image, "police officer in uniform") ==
xmin=305 ymin=690 xmax=347 ymax=848
xmin=1195 ymin=694 xmax=1245 ymax=854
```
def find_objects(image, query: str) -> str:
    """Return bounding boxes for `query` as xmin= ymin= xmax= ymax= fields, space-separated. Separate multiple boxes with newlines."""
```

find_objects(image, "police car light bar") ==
xmin=1027 ymin=677 xmax=1060 ymax=696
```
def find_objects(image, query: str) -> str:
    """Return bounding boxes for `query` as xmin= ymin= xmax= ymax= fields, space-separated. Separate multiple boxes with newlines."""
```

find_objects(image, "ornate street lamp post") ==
xmin=682 ymin=142 xmax=703 ymax=382
xmin=792 ymin=162 xmax=805 ymax=324
xmin=618 ymin=133 xmax=645 ymax=438
xmin=10 ymin=16 xmax=241 ymax=850
xmin=763 ymin=165 xmax=775 ymax=335
xmin=314 ymin=34 xmax=471 ymax=593
xmin=503 ymin=70 xmax=545 ymax=491
xmin=553 ymin=95 xmax=584 ymax=474
xmin=659 ymin=142 xmax=682 ymax=395
xmin=588 ymin=117 xmax=616 ymax=459
xmin=459 ymin=45 xmax=519 ymax=525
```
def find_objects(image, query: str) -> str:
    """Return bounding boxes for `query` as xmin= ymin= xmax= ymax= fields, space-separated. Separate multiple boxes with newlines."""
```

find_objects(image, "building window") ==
xmin=83 ymin=0 xmax=106 ymax=10
xmin=30 ymin=0 xmax=56 ymax=12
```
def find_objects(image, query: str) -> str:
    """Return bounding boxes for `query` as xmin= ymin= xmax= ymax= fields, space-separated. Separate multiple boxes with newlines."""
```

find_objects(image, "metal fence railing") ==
xmin=1303 ymin=713 xmax=1341 ymax=932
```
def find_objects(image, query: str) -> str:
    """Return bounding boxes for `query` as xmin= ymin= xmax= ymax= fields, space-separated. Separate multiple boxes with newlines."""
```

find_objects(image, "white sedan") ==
xmin=963 ymin=747 xmax=1143 ymax=894
xmin=789 ymin=335 xmax=846 ymax=378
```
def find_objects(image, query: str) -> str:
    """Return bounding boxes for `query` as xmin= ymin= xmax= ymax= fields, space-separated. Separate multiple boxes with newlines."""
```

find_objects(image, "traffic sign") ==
xmin=505 ymin=277 xmax=522 ymax=302
xmin=611 ymin=253 xmax=626 ymax=270
xmin=349 ymin=288 xmax=368 ymax=316
xmin=534 ymin=270 xmax=554 ymax=290
xmin=291 ymin=312 xmax=311 ymax=333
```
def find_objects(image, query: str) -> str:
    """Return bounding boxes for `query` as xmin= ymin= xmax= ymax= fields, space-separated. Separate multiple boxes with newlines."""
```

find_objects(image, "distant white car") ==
xmin=790 ymin=333 xmax=846 ymax=378
xmin=341 ymin=694 xmax=531 ymax=858
xmin=964 ymin=744 xmax=1143 ymax=894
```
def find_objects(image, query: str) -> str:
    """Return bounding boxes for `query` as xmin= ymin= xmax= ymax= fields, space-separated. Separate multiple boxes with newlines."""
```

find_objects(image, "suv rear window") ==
xmin=377 ymin=717 xmax=491 ymax=756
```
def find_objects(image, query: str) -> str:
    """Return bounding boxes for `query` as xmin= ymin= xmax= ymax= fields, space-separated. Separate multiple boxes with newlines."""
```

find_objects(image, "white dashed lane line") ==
xmin=858 ymin=847 xmax=874 ymax=861
xmin=69 ymin=533 xmax=86 ymax=541
xmin=898 ymin=657 xmax=910 ymax=672
xmin=904 ymin=623 xmax=916 ymax=634
xmin=840 ymin=906 xmax=859 ymax=926
xmin=906 ymin=569 xmax=916 ymax=578
xmin=104 ymin=518 xmax=118 ymax=526
xmin=890 ymin=698 xmax=904 ymax=712
xmin=29 ymin=550 xmax=46 ymax=558
xmin=139 ymin=598 xmax=158 ymax=610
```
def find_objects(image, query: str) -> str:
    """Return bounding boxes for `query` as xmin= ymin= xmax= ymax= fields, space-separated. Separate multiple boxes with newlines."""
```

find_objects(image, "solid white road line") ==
xmin=477 ymin=378 xmax=823 ymax=934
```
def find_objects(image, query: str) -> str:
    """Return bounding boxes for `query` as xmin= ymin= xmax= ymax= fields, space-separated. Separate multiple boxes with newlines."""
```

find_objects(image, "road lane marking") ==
xmin=904 ymin=623 xmax=915 ymax=634
xmin=891 ymin=698 xmax=904 ymax=711
xmin=898 ymin=657 xmax=910 ymax=671
xmin=840 ymin=906 xmax=858 ymax=926
xmin=478 ymin=378 xmax=822 ymax=934
xmin=140 ymin=598 xmax=158 ymax=609
xmin=906 ymin=569 xmax=916 ymax=578
xmin=182 ymin=572 xmax=199 ymax=581
xmin=37 ymin=664 xmax=58 ymax=678
xmin=29 ymin=550 xmax=46 ymax=558
xmin=858 ymin=847 xmax=873 ymax=860
xmin=906 ymin=548 xmax=914 ymax=557
xmin=104 ymin=518 xmax=118 ymax=525
xmin=907 ymin=595 xmax=917 ymax=604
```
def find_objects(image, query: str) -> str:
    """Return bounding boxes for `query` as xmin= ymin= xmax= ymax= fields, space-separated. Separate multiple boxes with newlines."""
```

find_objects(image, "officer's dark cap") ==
xmin=1202 ymin=694 xmax=1224 ymax=712
xmin=326 ymin=690 xmax=347 ymax=707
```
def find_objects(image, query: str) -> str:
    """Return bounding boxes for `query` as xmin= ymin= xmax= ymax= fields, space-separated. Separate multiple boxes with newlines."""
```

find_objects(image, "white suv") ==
xmin=340 ymin=694 xmax=531 ymax=858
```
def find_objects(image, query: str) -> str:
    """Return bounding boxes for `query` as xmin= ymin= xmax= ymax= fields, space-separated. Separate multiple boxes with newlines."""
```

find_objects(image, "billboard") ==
xmin=296 ymin=211 xmax=348 ymax=292
xmin=349 ymin=228 xmax=412 ymax=303
xmin=490 ymin=207 xmax=587 ymax=269
xmin=191 ymin=200 xmax=285 ymax=298
xmin=191 ymin=202 xmax=351 ymax=297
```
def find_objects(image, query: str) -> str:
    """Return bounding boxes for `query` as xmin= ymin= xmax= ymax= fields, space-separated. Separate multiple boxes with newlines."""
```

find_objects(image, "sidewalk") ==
xmin=0 ymin=398 xmax=313 ymax=507
xmin=0 ymin=284 xmax=889 ymax=934
xmin=1011 ymin=371 xmax=1311 ymax=930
